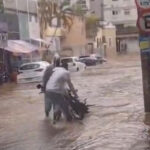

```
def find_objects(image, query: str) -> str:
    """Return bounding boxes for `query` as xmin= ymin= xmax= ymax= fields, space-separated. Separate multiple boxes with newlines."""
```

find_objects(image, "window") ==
xmin=124 ymin=9 xmax=130 ymax=15
xmin=29 ymin=15 xmax=37 ymax=22
xmin=20 ymin=64 xmax=40 ymax=70
xmin=112 ymin=10 xmax=118 ymax=15
xmin=61 ymin=58 xmax=73 ymax=64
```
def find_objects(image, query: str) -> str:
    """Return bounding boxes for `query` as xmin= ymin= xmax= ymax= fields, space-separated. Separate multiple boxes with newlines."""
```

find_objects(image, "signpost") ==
xmin=138 ymin=11 xmax=150 ymax=34
xmin=135 ymin=0 xmax=150 ymax=10
xmin=135 ymin=0 xmax=150 ymax=112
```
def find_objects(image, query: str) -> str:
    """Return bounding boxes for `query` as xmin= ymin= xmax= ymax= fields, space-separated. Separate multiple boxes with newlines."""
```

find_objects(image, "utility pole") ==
xmin=101 ymin=0 xmax=104 ymax=21
xmin=135 ymin=0 xmax=150 ymax=112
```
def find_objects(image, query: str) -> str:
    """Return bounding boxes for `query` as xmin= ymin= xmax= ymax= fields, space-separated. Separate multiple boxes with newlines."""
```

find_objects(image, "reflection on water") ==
xmin=0 ymin=64 xmax=150 ymax=150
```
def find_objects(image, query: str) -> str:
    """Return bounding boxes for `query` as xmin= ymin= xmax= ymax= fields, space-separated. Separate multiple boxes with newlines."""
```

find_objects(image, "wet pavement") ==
xmin=0 ymin=57 xmax=150 ymax=150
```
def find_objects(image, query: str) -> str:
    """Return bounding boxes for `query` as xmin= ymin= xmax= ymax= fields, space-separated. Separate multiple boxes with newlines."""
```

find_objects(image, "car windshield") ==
xmin=61 ymin=58 xmax=73 ymax=64
xmin=20 ymin=64 xmax=40 ymax=70
xmin=80 ymin=57 xmax=90 ymax=60
xmin=79 ymin=56 xmax=90 ymax=58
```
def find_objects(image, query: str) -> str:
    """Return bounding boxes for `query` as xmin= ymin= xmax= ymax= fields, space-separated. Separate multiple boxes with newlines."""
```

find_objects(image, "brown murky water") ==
xmin=0 ymin=60 xmax=150 ymax=150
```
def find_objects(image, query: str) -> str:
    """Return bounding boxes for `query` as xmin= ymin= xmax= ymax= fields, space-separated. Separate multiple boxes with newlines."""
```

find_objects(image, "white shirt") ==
xmin=46 ymin=67 xmax=70 ymax=94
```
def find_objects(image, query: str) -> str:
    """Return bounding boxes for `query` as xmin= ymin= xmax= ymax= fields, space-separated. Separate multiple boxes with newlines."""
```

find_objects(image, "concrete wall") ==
xmin=95 ymin=25 xmax=117 ymax=59
xmin=86 ymin=0 xmax=102 ymax=19
xmin=94 ymin=28 xmax=103 ymax=55
xmin=29 ymin=15 xmax=40 ymax=39
xmin=103 ymin=27 xmax=117 ymax=58
xmin=127 ymin=38 xmax=139 ymax=53
xmin=119 ymin=37 xmax=140 ymax=53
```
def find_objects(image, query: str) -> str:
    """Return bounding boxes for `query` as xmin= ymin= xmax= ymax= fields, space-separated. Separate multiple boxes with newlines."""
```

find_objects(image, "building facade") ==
xmin=103 ymin=0 xmax=137 ymax=27
xmin=3 ymin=0 xmax=40 ymax=40
xmin=87 ymin=0 xmax=139 ymax=54
xmin=85 ymin=0 xmax=137 ymax=26
xmin=86 ymin=0 xmax=102 ymax=19
xmin=95 ymin=23 xmax=117 ymax=58
xmin=0 ymin=13 xmax=19 ymax=40
xmin=61 ymin=16 xmax=87 ymax=57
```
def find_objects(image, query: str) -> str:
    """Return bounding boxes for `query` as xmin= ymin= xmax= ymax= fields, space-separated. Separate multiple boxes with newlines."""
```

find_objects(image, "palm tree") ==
xmin=38 ymin=0 xmax=73 ymax=38
xmin=85 ymin=15 xmax=99 ymax=39
xmin=72 ymin=3 xmax=85 ymax=19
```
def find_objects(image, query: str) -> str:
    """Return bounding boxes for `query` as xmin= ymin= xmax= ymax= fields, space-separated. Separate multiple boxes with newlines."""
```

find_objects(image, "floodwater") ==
xmin=0 ymin=58 xmax=150 ymax=150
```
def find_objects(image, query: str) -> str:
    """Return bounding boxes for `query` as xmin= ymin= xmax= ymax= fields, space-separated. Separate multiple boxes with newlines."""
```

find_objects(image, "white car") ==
xmin=61 ymin=57 xmax=86 ymax=72
xmin=17 ymin=61 xmax=50 ymax=83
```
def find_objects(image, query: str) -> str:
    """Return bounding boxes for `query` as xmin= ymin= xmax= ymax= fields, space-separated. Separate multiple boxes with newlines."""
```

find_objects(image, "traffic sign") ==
xmin=135 ymin=0 xmax=150 ymax=10
xmin=135 ymin=0 xmax=150 ymax=113
xmin=139 ymin=36 xmax=150 ymax=50
xmin=137 ymin=11 xmax=150 ymax=33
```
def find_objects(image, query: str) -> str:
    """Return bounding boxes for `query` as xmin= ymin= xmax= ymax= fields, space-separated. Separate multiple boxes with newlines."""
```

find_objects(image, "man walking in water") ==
xmin=43 ymin=55 xmax=78 ymax=121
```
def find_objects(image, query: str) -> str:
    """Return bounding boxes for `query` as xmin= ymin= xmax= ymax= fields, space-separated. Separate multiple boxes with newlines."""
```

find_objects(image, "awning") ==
xmin=30 ymin=38 xmax=49 ymax=45
xmin=1 ymin=40 xmax=38 ymax=54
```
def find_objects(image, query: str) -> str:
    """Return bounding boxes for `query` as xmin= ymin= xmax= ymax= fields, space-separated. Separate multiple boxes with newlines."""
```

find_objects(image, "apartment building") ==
xmin=85 ymin=0 xmax=137 ymax=26
xmin=86 ymin=0 xmax=102 ymax=18
xmin=3 ymin=0 xmax=40 ymax=40
xmin=87 ymin=0 xmax=139 ymax=54
xmin=103 ymin=0 xmax=137 ymax=27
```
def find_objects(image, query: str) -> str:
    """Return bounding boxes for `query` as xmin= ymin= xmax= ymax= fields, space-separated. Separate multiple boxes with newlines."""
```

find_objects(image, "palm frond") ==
xmin=38 ymin=0 xmax=73 ymax=37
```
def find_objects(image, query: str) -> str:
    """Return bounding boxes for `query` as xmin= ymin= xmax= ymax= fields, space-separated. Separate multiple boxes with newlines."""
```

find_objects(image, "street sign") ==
xmin=135 ymin=0 xmax=150 ymax=112
xmin=139 ymin=36 xmax=150 ymax=53
xmin=135 ymin=0 xmax=150 ymax=10
xmin=137 ymin=11 xmax=150 ymax=33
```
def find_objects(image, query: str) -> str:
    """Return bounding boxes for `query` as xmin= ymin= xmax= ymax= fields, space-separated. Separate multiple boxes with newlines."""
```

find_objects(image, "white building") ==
xmin=94 ymin=23 xmax=117 ymax=58
xmin=3 ymin=0 xmax=40 ymax=40
xmin=86 ymin=0 xmax=102 ymax=18
xmin=103 ymin=0 xmax=138 ymax=27
xmin=102 ymin=0 xmax=139 ymax=54
xmin=85 ymin=0 xmax=137 ymax=27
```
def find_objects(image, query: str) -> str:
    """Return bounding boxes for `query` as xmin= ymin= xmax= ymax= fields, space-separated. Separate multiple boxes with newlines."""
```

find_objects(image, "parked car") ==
xmin=60 ymin=57 xmax=86 ymax=72
xmin=90 ymin=54 xmax=107 ymax=64
xmin=17 ymin=61 xmax=50 ymax=83
xmin=79 ymin=57 xmax=97 ymax=66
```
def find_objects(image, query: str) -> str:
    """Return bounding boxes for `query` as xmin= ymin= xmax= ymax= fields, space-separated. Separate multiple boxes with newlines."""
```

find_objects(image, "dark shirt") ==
xmin=42 ymin=64 xmax=54 ymax=92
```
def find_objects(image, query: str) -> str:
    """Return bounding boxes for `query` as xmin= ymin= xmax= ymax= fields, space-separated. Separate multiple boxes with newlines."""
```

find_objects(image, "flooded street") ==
xmin=0 ymin=57 xmax=150 ymax=150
